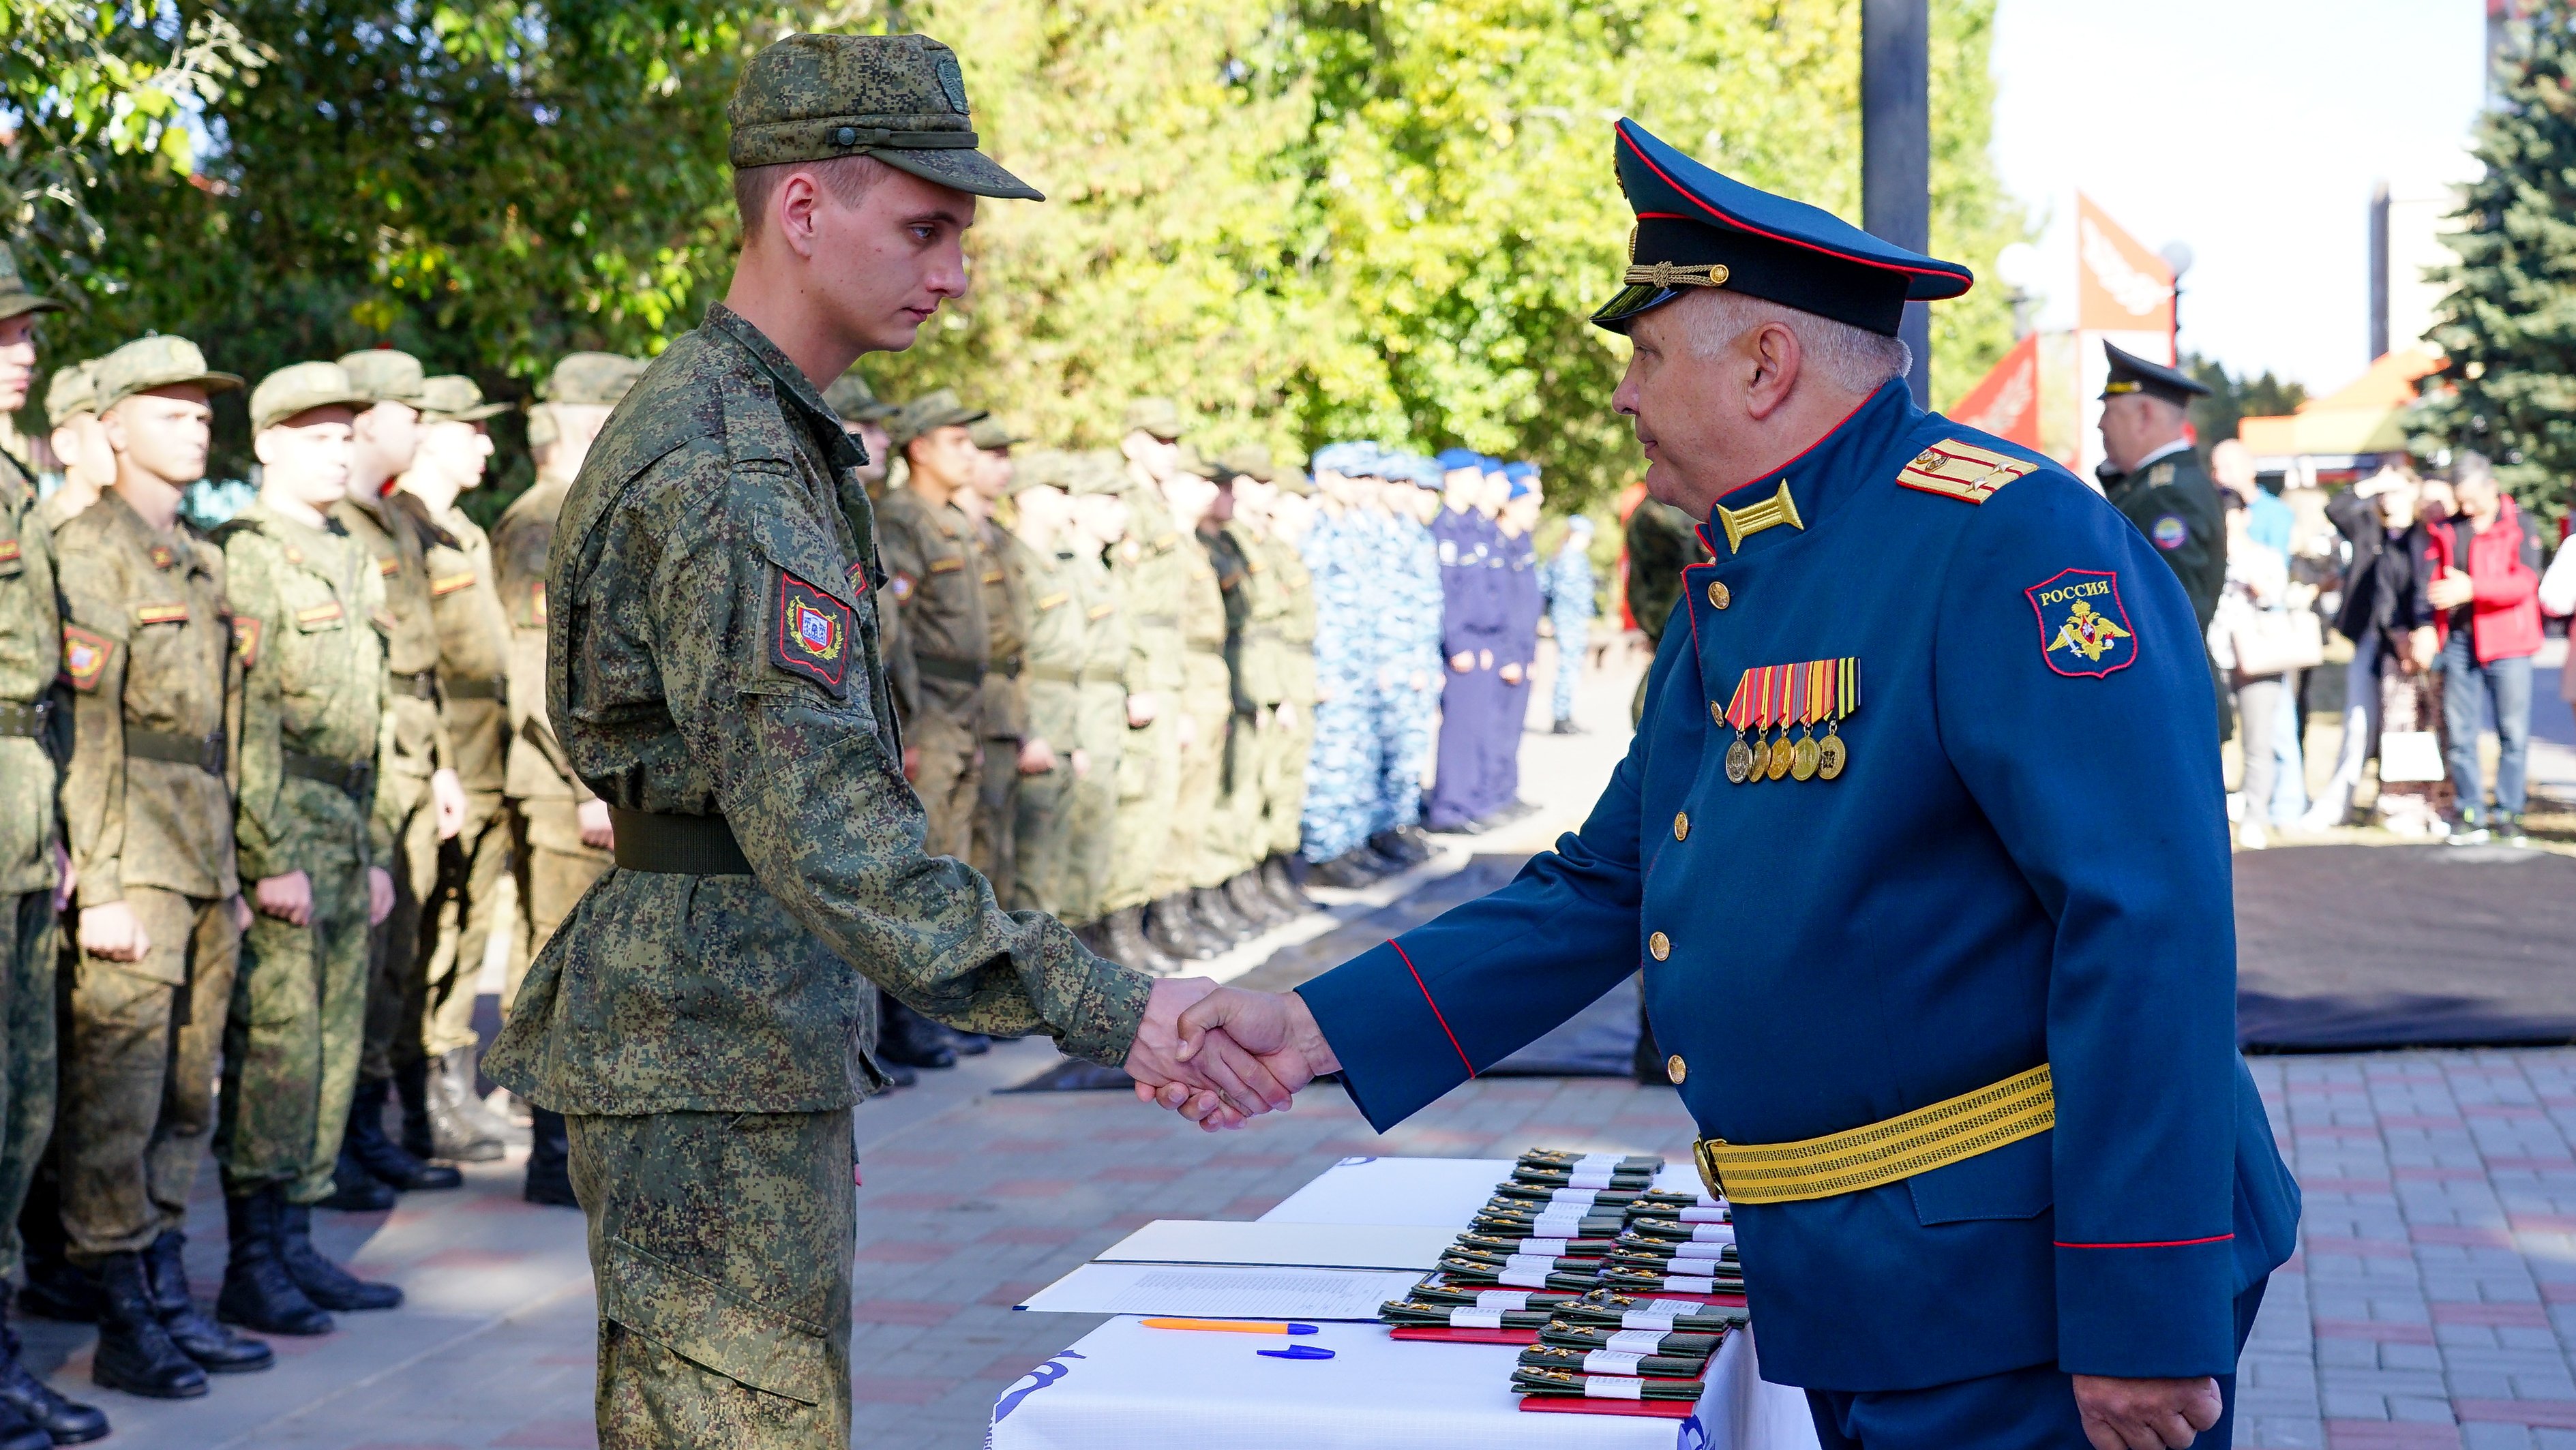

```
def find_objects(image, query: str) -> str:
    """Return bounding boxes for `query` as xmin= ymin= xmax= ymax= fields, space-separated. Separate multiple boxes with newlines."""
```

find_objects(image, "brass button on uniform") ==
xmin=1648 ymin=931 xmax=1671 ymax=961
xmin=1666 ymin=1054 xmax=1688 ymax=1085
xmin=1673 ymin=811 xmax=1689 ymax=841
xmin=1709 ymin=701 xmax=1723 ymax=725
xmin=1707 ymin=580 xmax=1731 ymax=609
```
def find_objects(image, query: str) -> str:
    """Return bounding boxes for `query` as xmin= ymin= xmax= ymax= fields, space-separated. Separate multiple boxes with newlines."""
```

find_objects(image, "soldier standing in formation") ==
xmin=1487 ymin=465 xmax=1543 ymax=819
xmin=0 ymin=250 xmax=110 ymax=1446
xmin=1295 ymin=445 xmax=1375 ymax=886
xmin=1097 ymin=405 xmax=1193 ymax=973
xmin=1064 ymin=458 xmax=1133 ymax=933
xmin=1371 ymin=455 xmax=1446 ymax=866
xmin=495 ymin=351 xmax=641 ymax=1205
xmin=1152 ymin=450 xmax=1239 ymax=960
xmin=961 ymin=414 xmax=1025 ymax=924
xmin=1424 ymin=449 xmax=1502 ymax=832
xmin=38 ymin=360 xmax=112 ymax=534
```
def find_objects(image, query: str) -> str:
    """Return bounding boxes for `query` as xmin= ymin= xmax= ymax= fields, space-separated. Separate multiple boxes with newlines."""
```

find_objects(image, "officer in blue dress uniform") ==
xmin=1164 ymin=120 xmax=2298 ymax=1450
xmin=1424 ymin=449 xmax=1506 ymax=832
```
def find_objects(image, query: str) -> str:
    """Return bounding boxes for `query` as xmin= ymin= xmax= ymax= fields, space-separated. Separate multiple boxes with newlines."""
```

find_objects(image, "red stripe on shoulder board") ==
xmin=2054 ymin=1235 xmax=2234 ymax=1250
xmin=1389 ymin=939 xmax=1476 ymax=1080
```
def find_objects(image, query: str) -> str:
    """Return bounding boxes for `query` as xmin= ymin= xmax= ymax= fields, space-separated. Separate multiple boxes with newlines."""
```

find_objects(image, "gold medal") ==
xmin=1817 ymin=731 xmax=1847 ymax=780
xmin=1791 ymin=734 xmax=1819 ymax=781
xmin=1765 ymin=735 xmax=1793 ymax=780
xmin=1725 ymin=737 xmax=1754 ymax=784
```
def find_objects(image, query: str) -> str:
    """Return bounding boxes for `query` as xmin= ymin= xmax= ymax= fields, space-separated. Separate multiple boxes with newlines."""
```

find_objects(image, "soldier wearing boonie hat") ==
xmin=40 ymin=358 xmax=117 ymax=534
xmin=482 ymin=33 xmax=1260 ymax=1450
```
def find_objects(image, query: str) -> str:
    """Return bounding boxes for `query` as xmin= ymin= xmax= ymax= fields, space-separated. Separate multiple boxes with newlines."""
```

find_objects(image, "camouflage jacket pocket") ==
xmin=599 ymin=1237 xmax=830 ymax=1404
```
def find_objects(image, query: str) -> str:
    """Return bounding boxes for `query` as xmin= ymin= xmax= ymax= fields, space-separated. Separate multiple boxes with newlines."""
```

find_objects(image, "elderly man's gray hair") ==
xmin=1680 ymin=289 xmax=1913 ymax=395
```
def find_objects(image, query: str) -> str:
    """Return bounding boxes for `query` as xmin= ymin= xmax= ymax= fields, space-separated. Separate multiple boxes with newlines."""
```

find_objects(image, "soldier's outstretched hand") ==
xmin=1124 ymin=978 xmax=1300 ymax=1131
xmin=1149 ymin=987 xmax=1338 ymax=1128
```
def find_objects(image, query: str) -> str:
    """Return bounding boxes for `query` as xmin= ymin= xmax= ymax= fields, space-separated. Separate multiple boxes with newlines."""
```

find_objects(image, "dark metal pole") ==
xmin=1862 ymin=0 xmax=1932 ymax=404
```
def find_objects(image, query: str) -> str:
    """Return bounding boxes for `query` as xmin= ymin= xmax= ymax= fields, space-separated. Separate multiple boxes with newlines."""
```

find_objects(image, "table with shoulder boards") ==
xmin=989 ymin=1155 xmax=1821 ymax=1450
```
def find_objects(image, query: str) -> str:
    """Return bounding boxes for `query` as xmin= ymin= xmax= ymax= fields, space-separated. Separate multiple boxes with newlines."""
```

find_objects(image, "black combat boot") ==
xmin=394 ymin=1061 xmax=436 ymax=1162
xmin=142 ymin=1231 xmax=272 ymax=1373
xmin=1306 ymin=849 xmax=1380 ymax=890
xmin=0 ymin=1282 xmax=104 ymax=1445
xmin=215 ymin=1192 xmax=332 ymax=1337
xmin=939 ymin=1028 xmax=993 ymax=1056
xmin=319 ymin=1145 xmax=397 ymax=1212
xmin=342 ymin=1077 xmax=461 ymax=1192
xmin=524 ymin=1108 xmax=578 ymax=1209
xmin=1101 ymin=907 xmax=1180 ymax=976
xmin=88 ymin=1254 xmax=205 ymax=1400
xmin=1224 ymin=871 xmax=1285 ymax=929
xmin=425 ymin=1052 xmax=505 ymax=1164
xmin=1145 ymin=895 xmax=1220 ymax=961
xmin=275 ymin=1200 xmax=401 ymax=1312
xmin=1261 ymin=855 xmax=1315 ymax=916
xmin=875 ymin=994 xmax=957 ymax=1070
xmin=1368 ymin=828 xmax=1432 ymax=866
xmin=1190 ymin=886 xmax=1251 ymax=944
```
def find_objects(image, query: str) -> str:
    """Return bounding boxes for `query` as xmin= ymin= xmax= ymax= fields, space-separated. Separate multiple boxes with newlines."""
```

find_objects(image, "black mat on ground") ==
xmin=2236 ymin=845 xmax=2576 ymax=1051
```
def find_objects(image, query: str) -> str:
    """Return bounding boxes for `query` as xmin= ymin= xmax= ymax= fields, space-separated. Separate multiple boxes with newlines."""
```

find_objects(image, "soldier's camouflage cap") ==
xmin=250 ymin=361 xmax=372 ymax=433
xmin=1216 ymin=444 xmax=1274 ymax=483
xmin=95 ymin=335 xmax=243 ymax=411
xmin=0 ymin=244 xmax=66 ymax=322
xmin=822 ymin=368 xmax=896 ymax=423
xmin=888 ymin=387 xmax=988 ymax=449
xmin=1173 ymin=443 xmax=1220 ymax=480
xmin=336 ymin=348 xmax=428 ymax=407
xmin=539 ymin=352 xmax=646 ymax=406
xmin=1068 ymin=451 xmax=1130 ymax=497
xmin=969 ymin=414 xmax=1029 ymax=451
xmin=1309 ymin=441 xmax=1377 ymax=477
xmin=44 ymin=361 xmax=99 ymax=423
xmin=418 ymin=375 xmax=509 ymax=423
xmin=1273 ymin=466 xmax=1314 ymax=497
xmin=1120 ymin=397 xmax=1185 ymax=441
xmin=728 ymin=33 xmax=1043 ymax=202
xmin=1006 ymin=447 xmax=1072 ymax=496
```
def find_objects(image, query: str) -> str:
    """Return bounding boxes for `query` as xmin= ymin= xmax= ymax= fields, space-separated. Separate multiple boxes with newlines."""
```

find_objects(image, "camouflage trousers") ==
xmin=1066 ymin=682 xmax=1128 ymax=924
xmin=62 ymin=886 xmax=233 ymax=1259
xmin=1100 ymin=708 xmax=1178 ymax=917
xmin=361 ymin=769 xmax=438 ymax=1084
xmin=906 ymin=702 xmax=981 ymax=864
xmin=1371 ymin=676 xmax=1439 ymax=834
xmin=571 ymin=1108 xmax=853 ymax=1450
xmin=416 ymin=791 xmax=510 ymax=1060
xmin=1266 ymin=700 xmax=1315 ymax=860
xmin=505 ymin=798 xmax=611 ymax=1016
xmin=221 ymin=855 xmax=369 ymax=1203
xmin=1160 ymin=664 xmax=1235 ymax=897
xmin=1196 ymin=708 xmax=1262 ymax=888
xmin=1300 ymin=689 xmax=1378 ymax=863
xmin=970 ymin=736 xmax=1019 ymax=909
xmin=0 ymin=891 xmax=57 ymax=1278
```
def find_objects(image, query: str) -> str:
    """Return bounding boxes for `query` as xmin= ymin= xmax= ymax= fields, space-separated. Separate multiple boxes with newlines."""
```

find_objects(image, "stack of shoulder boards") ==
xmin=1375 ymin=1149 xmax=1744 ymax=1418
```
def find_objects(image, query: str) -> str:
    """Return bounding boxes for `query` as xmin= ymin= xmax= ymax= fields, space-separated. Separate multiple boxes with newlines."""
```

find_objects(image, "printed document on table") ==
xmin=1015 ymin=1262 xmax=1425 ymax=1320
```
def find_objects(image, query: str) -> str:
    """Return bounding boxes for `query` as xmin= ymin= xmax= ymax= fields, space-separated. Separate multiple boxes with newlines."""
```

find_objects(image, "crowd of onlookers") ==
xmin=2207 ymin=439 xmax=2575 ymax=848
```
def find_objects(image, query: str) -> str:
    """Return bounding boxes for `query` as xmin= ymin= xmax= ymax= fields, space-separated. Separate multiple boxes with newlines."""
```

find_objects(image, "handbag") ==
xmin=2229 ymin=607 xmax=2325 ymax=678
xmin=2378 ymin=729 xmax=2446 ymax=783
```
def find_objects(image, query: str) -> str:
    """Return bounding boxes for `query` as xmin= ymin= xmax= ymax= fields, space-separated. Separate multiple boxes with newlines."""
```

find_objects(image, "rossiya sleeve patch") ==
xmin=772 ymin=571 xmax=852 ymax=694
xmin=60 ymin=624 xmax=115 ymax=692
xmin=2025 ymin=568 xmax=2138 ymax=679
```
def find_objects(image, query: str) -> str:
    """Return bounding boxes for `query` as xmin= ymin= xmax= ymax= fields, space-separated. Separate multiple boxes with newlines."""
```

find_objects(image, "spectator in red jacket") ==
xmin=2426 ymin=451 xmax=2545 ymax=845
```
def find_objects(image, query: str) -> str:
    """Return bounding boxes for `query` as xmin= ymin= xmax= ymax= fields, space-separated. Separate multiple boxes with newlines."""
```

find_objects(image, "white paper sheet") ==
xmin=1014 ymin=1261 xmax=1424 ymax=1320
xmin=1092 ymin=1219 xmax=1459 ymax=1271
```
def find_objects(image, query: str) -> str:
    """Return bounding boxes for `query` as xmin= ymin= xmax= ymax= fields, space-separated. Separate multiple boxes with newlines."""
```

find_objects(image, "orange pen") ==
xmin=1138 ymin=1318 xmax=1320 ymax=1335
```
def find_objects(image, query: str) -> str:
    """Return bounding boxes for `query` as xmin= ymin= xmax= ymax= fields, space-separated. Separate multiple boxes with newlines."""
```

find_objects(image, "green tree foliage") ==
xmin=16 ymin=0 xmax=2024 ymax=513
xmin=2414 ymin=0 xmax=2576 ymax=522
xmin=2185 ymin=351 xmax=2307 ymax=462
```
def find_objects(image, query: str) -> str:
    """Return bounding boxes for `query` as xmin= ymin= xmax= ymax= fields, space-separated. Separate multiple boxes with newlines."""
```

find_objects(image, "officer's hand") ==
xmin=1176 ymin=712 xmax=1198 ymax=749
xmin=1019 ymin=738 xmax=1056 ymax=775
xmin=2426 ymin=566 xmax=2474 ymax=611
xmin=901 ymin=744 xmax=921 ymax=781
xmin=1499 ymin=663 xmax=1523 ymax=685
xmin=1411 ymin=670 xmax=1431 ymax=691
xmin=1167 ymin=986 xmax=1338 ymax=1125
xmin=1449 ymin=652 xmax=1474 ymax=674
xmin=576 ymin=798 xmax=615 ymax=851
xmin=78 ymin=901 xmax=150 ymax=963
xmin=1274 ymin=701 xmax=1298 ymax=731
xmin=254 ymin=871 xmax=314 ymax=928
xmin=431 ymin=768 xmax=467 ymax=841
xmin=228 ymin=895 xmax=252 ymax=933
xmin=1126 ymin=692 xmax=1159 ymax=727
xmin=366 ymin=866 xmax=396 ymax=926
xmin=2071 ymin=1374 xmax=2222 ymax=1450
xmin=1124 ymin=978 xmax=1295 ymax=1128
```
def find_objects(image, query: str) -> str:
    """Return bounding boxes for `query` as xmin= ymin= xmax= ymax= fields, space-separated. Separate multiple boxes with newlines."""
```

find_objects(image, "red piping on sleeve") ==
xmin=2053 ymin=1235 xmax=2234 ymax=1250
xmin=1389 ymin=939 xmax=1476 ymax=1080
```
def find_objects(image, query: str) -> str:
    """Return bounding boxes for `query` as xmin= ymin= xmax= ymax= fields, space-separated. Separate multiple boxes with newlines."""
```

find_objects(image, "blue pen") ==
xmin=1257 ymin=1346 xmax=1336 ymax=1360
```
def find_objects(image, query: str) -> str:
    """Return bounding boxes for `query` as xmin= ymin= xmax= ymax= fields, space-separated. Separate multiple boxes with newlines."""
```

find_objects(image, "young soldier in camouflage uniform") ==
xmin=1210 ymin=452 xmax=1293 ymax=930
xmin=482 ymin=37 xmax=1281 ymax=1448
xmin=963 ymin=415 xmax=1028 ymax=911
xmin=1064 ymin=455 xmax=1134 ymax=939
xmin=496 ymin=352 xmax=642 ymax=1205
xmin=0 ymin=250 xmax=113 ymax=1448
xmin=1178 ymin=459 xmax=1259 ymax=946
xmin=330 ymin=349 xmax=483 ymax=1179
xmin=38 ymin=358 xmax=113 ymax=533
xmin=397 ymin=376 xmax=517 ymax=1168
xmin=1004 ymin=453 xmax=1090 ymax=922
xmin=218 ymin=361 xmax=407 ymax=1340
xmin=1261 ymin=470 xmax=1321 ymax=912
xmin=1098 ymin=404 xmax=1192 ymax=973
xmin=58 ymin=336 xmax=275 ymax=1396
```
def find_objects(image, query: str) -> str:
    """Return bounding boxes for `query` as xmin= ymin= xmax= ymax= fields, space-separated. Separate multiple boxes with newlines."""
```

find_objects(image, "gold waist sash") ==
xmin=1692 ymin=1064 xmax=2054 ymax=1206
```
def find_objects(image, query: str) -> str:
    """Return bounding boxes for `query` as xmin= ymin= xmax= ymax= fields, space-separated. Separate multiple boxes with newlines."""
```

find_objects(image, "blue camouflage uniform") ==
xmin=1300 ymin=443 xmax=1379 ymax=864
xmin=1371 ymin=457 xmax=1445 ymax=837
xmin=1543 ymin=517 xmax=1598 ymax=724
xmin=1294 ymin=121 xmax=2296 ymax=1448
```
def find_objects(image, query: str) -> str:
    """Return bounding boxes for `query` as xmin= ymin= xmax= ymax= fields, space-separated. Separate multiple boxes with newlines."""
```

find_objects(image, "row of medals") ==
xmin=1724 ymin=723 xmax=1846 ymax=785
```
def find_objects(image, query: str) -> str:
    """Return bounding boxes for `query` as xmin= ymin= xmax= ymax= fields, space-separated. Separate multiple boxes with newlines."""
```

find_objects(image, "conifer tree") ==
xmin=2416 ymin=0 xmax=2576 ymax=522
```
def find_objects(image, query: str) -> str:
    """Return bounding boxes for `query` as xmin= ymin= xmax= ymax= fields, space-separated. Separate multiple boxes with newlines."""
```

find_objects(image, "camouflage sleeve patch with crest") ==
xmin=773 ymin=571 xmax=852 ymax=694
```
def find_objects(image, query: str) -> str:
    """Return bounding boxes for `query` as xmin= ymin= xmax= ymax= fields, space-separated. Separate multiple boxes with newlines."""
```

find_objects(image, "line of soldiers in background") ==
xmin=823 ymin=387 xmax=1585 ymax=1072
xmin=0 ymin=241 xmax=646 ymax=1436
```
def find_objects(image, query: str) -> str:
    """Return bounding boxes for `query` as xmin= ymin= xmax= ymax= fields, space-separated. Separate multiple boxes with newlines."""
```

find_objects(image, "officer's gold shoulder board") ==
xmin=773 ymin=571 xmax=850 ymax=694
xmin=60 ymin=624 xmax=113 ymax=691
xmin=1895 ymin=438 xmax=2035 ymax=505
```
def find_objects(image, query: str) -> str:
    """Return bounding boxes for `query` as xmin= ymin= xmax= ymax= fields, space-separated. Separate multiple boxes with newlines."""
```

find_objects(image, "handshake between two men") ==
xmin=1127 ymin=982 xmax=1337 ymax=1130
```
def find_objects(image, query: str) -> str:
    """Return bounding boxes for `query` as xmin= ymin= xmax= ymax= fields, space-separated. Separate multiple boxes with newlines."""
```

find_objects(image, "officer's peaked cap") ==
xmin=1593 ymin=121 xmax=1973 ymax=339
xmin=1434 ymin=447 xmax=1482 ymax=474
xmin=2098 ymin=342 xmax=2211 ymax=407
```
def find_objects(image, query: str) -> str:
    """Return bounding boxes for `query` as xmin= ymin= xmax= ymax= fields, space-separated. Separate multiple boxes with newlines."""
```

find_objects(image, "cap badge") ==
xmin=1621 ymin=261 xmax=1730 ymax=292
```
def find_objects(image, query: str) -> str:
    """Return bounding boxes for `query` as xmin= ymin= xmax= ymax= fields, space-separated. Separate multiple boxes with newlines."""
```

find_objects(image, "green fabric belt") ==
xmin=1028 ymin=664 xmax=1089 ymax=684
xmin=395 ymin=671 xmax=438 ymax=701
xmin=608 ymin=807 xmax=753 ymax=876
xmin=283 ymin=748 xmax=372 ymax=798
xmin=915 ymin=654 xmax=987 ymax=684
xmin=127 ymin=727 xmax=226 ymax=774
xmin=443 ymin=676 xmax=507 ymax=701
xmin=1133 ymin=614 xmax=1181 ymax=629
